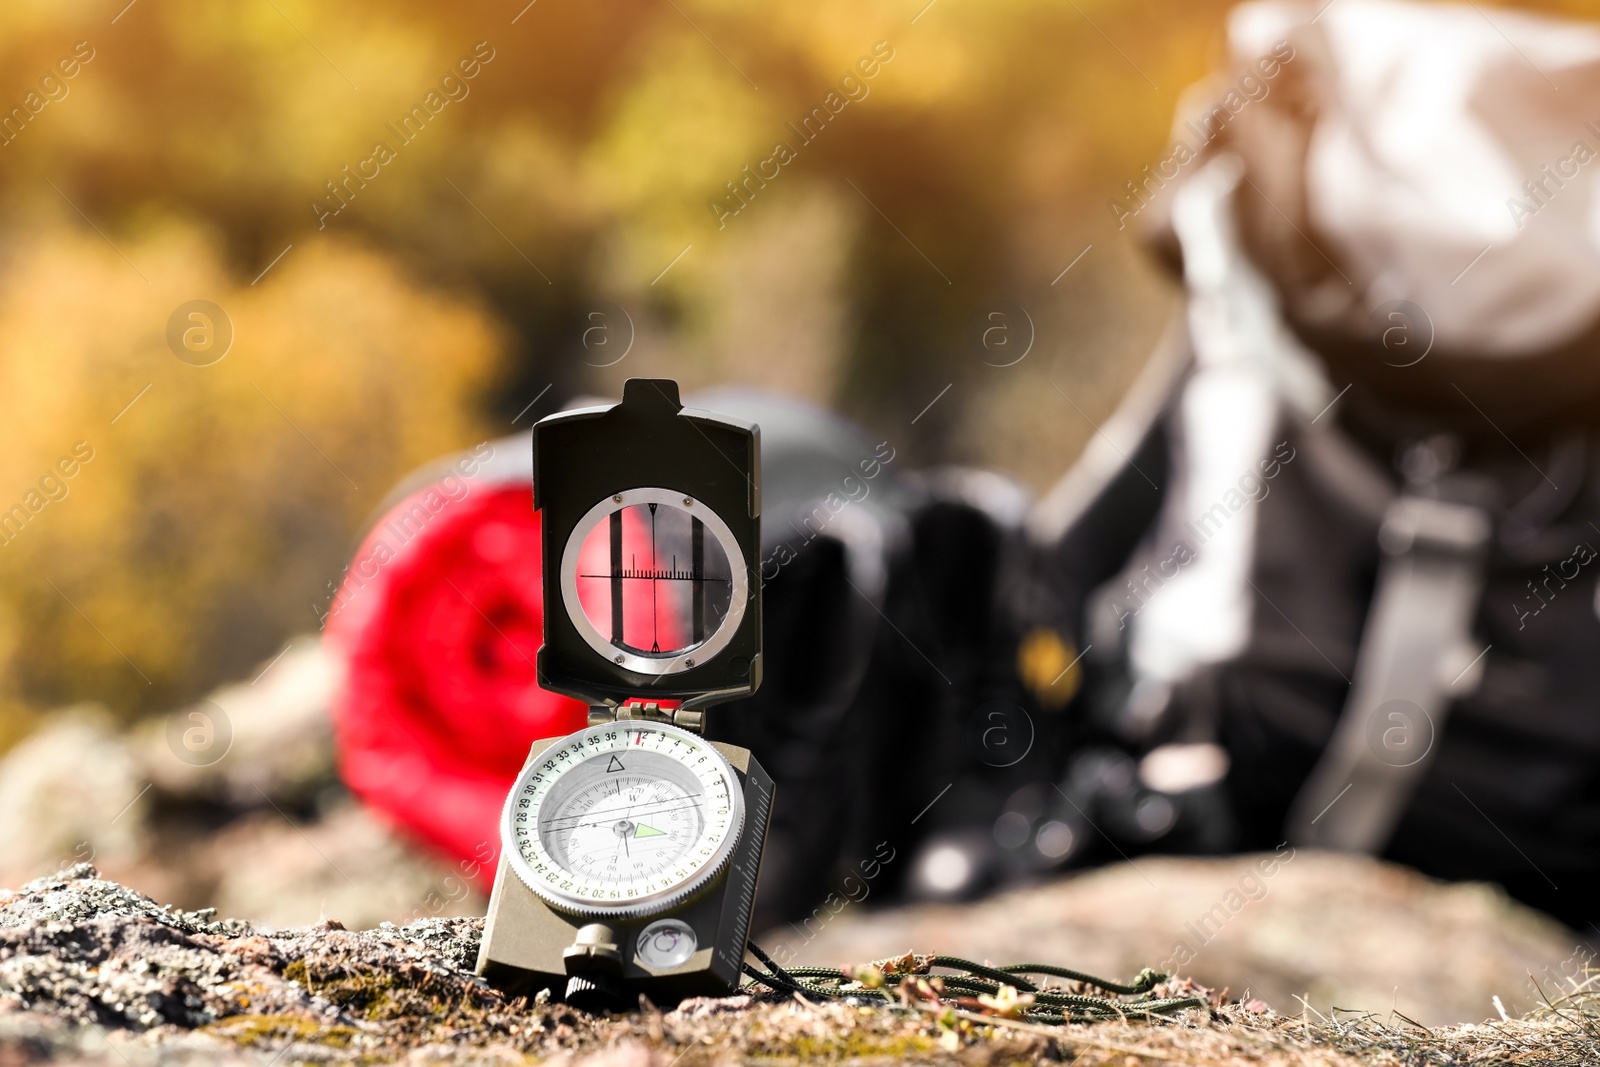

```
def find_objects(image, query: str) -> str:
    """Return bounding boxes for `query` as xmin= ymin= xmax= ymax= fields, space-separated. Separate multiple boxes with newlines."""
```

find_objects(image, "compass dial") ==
xmin=502 ymin=720 xmax=745 ymax=918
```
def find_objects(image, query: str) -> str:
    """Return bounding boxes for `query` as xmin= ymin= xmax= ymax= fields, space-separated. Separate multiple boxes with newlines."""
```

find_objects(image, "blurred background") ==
xmin=0 ymin=0 xmax=1595 ymax=1027
xmin=0 ymin=0 xmax=1261 ymax=727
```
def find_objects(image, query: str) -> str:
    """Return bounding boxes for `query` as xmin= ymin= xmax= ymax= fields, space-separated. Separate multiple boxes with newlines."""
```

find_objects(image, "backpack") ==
xmin=1020 ymin=0 xmax=1600 ymax=930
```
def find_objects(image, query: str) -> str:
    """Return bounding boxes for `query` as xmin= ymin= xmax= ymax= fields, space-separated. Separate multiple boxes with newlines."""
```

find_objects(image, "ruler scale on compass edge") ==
xmin=477 ymin=378 xmax=769 ymax=1008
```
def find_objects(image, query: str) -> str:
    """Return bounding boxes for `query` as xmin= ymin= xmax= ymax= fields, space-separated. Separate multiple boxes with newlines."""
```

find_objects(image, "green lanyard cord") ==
xmin=740 ymin=941 xmax=1209 ymax=1025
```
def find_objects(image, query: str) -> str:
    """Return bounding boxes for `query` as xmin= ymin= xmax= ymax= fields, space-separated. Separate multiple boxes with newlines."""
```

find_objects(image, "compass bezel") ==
xmin=501 ymin=721 xmax=747 ymax=919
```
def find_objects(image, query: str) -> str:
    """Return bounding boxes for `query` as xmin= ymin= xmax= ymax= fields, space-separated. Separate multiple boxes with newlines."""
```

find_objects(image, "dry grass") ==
xmin=625 ymin=975 xmax=1600 ymax=1067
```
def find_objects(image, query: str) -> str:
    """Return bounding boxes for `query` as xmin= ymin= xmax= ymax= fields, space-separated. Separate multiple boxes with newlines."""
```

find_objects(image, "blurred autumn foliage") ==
xmin=0 ymin=0 xmax=1584 ymax=727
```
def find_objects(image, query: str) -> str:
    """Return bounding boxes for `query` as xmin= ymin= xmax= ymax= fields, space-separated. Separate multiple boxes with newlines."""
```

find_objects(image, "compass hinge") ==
xmin=588 ymin=701 xmax=704 ymax=734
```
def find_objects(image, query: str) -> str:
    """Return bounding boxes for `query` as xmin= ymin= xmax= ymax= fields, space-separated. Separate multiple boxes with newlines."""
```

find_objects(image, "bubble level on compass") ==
xmin=573 ymin=500 xmax=733 ymax=659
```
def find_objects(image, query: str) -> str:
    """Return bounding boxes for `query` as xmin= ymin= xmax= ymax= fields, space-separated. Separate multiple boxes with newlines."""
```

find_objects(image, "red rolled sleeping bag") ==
xmin=323 ymin=435 xmax=588 ymax=883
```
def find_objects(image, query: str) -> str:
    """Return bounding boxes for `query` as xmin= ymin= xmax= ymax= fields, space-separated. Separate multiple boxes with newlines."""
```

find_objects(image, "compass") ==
xmin=503 ymin=720 xmax=743 ymax=918
xmin=476 ymin=378 xmax=771 ymax=1007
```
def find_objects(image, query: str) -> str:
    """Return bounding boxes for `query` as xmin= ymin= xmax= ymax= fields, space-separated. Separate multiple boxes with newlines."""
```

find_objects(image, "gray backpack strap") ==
xmin=1287 ymin=492 xmax=1490 ymax=851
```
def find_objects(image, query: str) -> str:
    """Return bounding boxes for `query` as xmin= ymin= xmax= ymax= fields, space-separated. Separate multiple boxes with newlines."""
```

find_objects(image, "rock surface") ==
xmin=0 ymin=865 xmax=1594 ymax=1067
xmin=776 ymin=850 xmax=1582 ymax=1026
xmin=0 ymin=864 xmax=528 ymax=1063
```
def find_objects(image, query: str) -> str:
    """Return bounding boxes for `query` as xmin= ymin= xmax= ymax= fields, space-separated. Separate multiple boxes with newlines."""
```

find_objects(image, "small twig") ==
xmin=1392 ymin=1008 xmax=1432 ymax=1034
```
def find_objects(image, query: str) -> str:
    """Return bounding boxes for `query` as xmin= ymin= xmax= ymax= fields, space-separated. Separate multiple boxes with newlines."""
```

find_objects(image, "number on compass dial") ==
xmin=502 ymin=720 xmax=746 ymax=918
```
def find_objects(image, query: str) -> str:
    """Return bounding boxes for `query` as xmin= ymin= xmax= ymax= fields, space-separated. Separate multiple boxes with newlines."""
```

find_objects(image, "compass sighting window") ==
xmin=574 ymin=501 xmax=733 ymax=655
xmin=559 ymin=489 xmax=748 ymax=677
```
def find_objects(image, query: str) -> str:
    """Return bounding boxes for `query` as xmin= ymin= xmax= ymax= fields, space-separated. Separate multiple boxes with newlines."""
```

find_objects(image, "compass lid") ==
xmin=532 ymin=379 xmax=761 ymax=710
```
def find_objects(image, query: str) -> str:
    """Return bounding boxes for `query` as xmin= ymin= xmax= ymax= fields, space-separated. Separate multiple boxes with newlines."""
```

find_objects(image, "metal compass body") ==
xmin=477 ymin=379 xmax=768 ymax=1004
xmin=503 ymin=719 xmax=745 ymax=918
